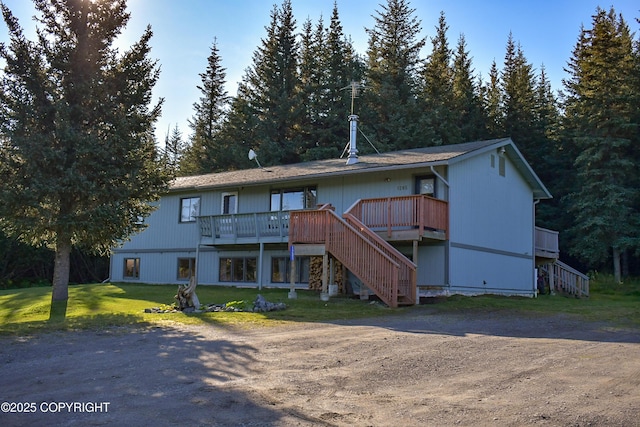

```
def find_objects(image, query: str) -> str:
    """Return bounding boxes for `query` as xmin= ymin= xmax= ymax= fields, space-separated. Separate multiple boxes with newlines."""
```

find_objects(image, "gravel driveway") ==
xmin=1 ymin=310 xmax=639 ymax=426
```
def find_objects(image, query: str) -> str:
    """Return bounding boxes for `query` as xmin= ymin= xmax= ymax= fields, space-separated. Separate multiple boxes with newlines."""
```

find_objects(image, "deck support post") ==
xmin=258 ymin=242 xmax=264 ymax=290
xmin=320 ymin=251 xmax=329 ymax=301
xmin=413 ymin=240 xmax=419 ymax=303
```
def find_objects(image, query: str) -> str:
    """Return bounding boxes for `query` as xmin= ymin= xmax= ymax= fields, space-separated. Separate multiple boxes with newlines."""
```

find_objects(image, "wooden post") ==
xmin=320 ymin=251 xmax=329 ymax=301
xmin=288 ymin=245 xmax=297 ymax=299
xmin=413 ymin=240 xmax=419 ymax=303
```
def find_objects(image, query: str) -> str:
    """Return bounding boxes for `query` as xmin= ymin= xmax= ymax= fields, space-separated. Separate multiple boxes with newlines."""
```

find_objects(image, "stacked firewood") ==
xmin=308 ymin=256 xmax=344 ymax=293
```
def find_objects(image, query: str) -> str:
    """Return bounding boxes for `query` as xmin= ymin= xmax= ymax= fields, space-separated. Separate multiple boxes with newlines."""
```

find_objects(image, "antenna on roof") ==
xmin=341 ymin=81 xmax=362 ymax=116
xmin=339 ymin=81 xmax=379 ymax=163
xmin=248 ymin=149 xmax=262 ymax=168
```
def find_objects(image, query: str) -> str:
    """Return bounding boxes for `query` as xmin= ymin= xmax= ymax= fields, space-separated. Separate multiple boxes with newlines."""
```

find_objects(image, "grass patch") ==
xmin=0 ymin=275 xmax=638 ymax=336
xmin=425 ymin=274 xmax=640 ymax=328
xmin=0 ymin=283 xmax=393 ymax=335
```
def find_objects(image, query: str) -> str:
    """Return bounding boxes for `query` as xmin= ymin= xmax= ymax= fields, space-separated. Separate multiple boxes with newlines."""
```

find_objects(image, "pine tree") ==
xmin=0 ymin=0 xmax=171 ymax=308
xmin=421 ymin=12 xmax=460 ymax=145
xmin=180 ymin=39 xmax=230 ymax=175
xmin=361 ymin=0 xmax=427 ymax=151
xmin=563 ymin=7 xmax=640 ymax=281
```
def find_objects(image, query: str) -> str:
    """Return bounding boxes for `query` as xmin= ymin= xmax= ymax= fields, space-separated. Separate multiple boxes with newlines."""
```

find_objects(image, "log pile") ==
xmin=308 ymin=256 xmax=345 ymax=293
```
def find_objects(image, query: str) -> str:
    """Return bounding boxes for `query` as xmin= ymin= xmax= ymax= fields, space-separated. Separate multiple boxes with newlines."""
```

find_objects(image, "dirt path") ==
xmin=1 ymin=311 xmax=639 ymax=426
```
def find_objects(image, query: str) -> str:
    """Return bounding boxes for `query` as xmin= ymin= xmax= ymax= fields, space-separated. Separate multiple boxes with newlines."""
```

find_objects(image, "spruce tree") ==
xmin=501 ymin=33 xmax=537 ymax=160
xmin=0 ymin=0 xmax=171 ymax=308
xmin=483 ymin=60 xmax=504 ymax=138
xmin=164 ymin=124 xmax=185 ymax=170
xmin=361 ymin=0 xmax=427 ymax=151
xmin=451 ymin=33 xmax=486 ymax=142
xmin=301 ymin=3 xmax=362 ymax=161
xmin=237 ymin=0 xmax=302 ymax=165
xmin=563 ymin=7 xmax=640 ymax=281
xmin=421 ymin=12 xmax=460 ymax=145
xmin=180 ymin=39 xmax=230 ymax=175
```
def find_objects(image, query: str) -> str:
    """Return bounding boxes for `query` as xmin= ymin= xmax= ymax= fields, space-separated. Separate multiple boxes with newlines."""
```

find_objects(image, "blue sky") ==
xmin=1 ymin=0 xmax=639 ymax=143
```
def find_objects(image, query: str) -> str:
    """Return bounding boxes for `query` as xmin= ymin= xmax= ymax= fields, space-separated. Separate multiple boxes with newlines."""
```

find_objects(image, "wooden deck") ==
xmin=197 ymin=195 xmax=562 ymax=306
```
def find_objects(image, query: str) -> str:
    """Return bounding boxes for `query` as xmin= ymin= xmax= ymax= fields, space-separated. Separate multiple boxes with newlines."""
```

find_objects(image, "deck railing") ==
xmin=535 ymin=226 xmax=559 ymax=257
xmin=289 ymin=208 xmax=414 ymax=307
xmin=197 ymin=211 xmax=289 ymax=241
xmin=542 ymin=260 xmax=589 ymax=297
xmin=343 ymin=213 xmax=417 ymax=305
xmin=346 ymin=195 xmax=448 ymax=238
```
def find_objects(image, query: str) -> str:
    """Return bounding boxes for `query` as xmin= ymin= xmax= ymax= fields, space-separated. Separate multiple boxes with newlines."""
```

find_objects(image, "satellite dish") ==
xmin=248 ymin=149 xmax=262 ymax=168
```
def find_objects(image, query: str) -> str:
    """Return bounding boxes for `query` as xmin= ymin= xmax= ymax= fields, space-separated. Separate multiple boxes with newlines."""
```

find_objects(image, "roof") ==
xmin=171 ymin=137 xmax=552 ymax=199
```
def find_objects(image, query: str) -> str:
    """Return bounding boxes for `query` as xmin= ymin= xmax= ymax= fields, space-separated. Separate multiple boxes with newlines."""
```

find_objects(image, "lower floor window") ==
xmin=219 ymin=257 xmax=257 ymax=282
xmin=124 ymin=258 xmax=140 ymax=279
xmin=271 ymin=256 xmax=310 ymax=283
xmin=178 ymin=258 xmax=196 ymax=280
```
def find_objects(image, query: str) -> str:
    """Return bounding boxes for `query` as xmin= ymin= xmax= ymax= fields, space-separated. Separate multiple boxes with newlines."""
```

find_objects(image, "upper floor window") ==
xmin=416 ymin=176 xmax=436 ymax=197
xmin=180 ymin=197 xmax=200 ymax=222
xmin=270 ymin=186 xmax=317 ymax=211
xmin=222 ymin=192 xmax=238 ymax=214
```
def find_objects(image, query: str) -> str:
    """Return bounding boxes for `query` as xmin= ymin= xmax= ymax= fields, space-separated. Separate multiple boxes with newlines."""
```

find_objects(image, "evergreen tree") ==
xmin=164 ymin=124 xmax=185 ymax=170
xmin=237 ymin=0 xmax=302 ymax=165
xmin=421 ymin=12 xmax=460 ymax=145
xmin=361 ymin=0 xmax=427 ymax=152
xmin=482 ymin=60 xmax=504 ymax=138
xmin=0 ymin=0 xmax=171 ymax=307
xmin=301 ymin=3 xmax=362 ymax=161
xmin=297 ymin=16 xmax=325 ymax=156
xmin=501 ymin=33 xmax=537 ymax=160
xmin=180 ymin=39 xmax=230 ymax=175
xmin=451 ymin=33 xmax=486 ymax=142
xmin=563 ymin=7 xmax=640 ymax=281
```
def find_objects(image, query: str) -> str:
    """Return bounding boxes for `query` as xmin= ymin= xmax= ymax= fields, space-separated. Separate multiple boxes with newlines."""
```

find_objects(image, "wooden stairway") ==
xmin=539 ymin=260 xmax=590 ymax=297
xmin=289 ymin=205 xmax=417 ymax=307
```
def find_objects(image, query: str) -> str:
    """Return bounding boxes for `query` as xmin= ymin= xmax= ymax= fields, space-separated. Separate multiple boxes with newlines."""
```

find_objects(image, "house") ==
xmin=109 ymin=136 xmax=588 ymax=307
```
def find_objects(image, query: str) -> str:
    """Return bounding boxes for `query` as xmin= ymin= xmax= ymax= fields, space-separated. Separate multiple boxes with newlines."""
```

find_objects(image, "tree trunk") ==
xmin=612 ymin=247 xmax=622 ymax=284
xmin=52 ymin=234 xmax=72 ymax=303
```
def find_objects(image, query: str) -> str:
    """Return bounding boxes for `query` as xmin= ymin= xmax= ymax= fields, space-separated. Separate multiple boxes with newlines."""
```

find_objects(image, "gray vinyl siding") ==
xmin=110 ymin=145 xmax=538 ymax=297
xmin=447 ymin=151 xmax=535 ymax=294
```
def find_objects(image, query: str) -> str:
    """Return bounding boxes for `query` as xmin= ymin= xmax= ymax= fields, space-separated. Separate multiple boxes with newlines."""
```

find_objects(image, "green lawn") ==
xmin=0 ymin=275 xmax=638 ymax=335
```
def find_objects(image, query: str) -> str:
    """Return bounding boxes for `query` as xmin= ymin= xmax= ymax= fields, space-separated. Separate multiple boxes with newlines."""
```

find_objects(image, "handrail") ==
xmin=541 ymin=260 xmax=589 ymax=297
xmin=289 ymin=209 xmax=406 ymax=307
xmin=344 ymin=212 xmax=417 ymax=304
xmin=346 ymin=195 xmax=448 ymax=239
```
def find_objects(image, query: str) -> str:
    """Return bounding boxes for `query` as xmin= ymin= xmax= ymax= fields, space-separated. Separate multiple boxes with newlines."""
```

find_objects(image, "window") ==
xmin=499 ymin=156 xmax=506 ymax=177
xmin=180 ymin=197 xmax=200 ymax=222
xmin=222 ymin=192 xmax=237 ymax=214
xmin=124 ymin=258 xmax=140 ymax=279
xmin=415 ymin=176 xmax=436 ymax=197
xmin=270 ymin=186 xmax=317 ymax=211
xmin=271 ymin=256 xmax=310 ymax=283
xmin=177 ymin=258 xmax=196 ymax=281
xmin=219 ymin=257 xmax=257 ymax=283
